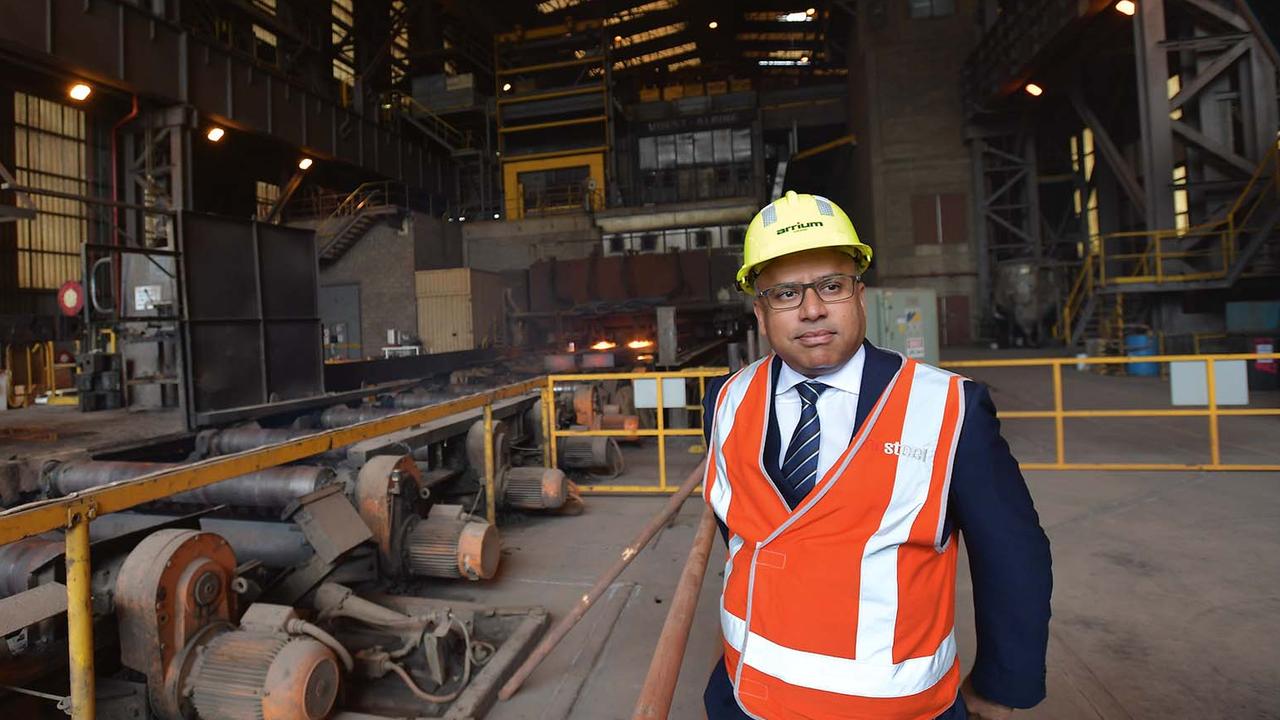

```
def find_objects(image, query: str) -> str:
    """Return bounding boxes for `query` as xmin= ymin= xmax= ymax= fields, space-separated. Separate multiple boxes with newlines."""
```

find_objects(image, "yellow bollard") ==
xmin=65 ymin=507 xmax=95 ymax=719
xmin=483 ymin=403 xmax=497 ymax=525
xmin=656 ymin=376 xmax=667 ymax=490
xmin=540 ymin=386 xmax=553 ymax=469
xmin=1206 ymin=358 xmax=1220 ymax=467
xmin=547 ymin=377 xmax=559 ymax=470
xmin=1051 ymin=363 xmax=1065 ymax=467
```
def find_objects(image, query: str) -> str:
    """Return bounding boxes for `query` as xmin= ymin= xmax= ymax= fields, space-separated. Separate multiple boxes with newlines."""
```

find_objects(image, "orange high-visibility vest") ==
xmin=704 ymin=354 xmax=967 ymax=720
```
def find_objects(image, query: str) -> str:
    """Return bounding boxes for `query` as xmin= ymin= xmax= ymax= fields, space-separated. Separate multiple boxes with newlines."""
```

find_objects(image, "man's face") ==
xmin=752 ymin=248 xmax=867 ymax=377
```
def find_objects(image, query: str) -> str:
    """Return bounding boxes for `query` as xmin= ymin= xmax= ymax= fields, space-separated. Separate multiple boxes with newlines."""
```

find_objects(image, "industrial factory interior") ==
xmin=0 ymin=0 xmax=1277 ymax=718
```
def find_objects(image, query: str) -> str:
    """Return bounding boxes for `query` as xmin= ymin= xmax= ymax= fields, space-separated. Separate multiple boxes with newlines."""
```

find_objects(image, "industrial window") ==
xmin=12 ymin=92 xmax=87 ymax=290
xmin=608 ymin=236 xmax=625 ymax=253
xmin=728 ymin=227 xmax=746 ymax=246
xmin=331 ymin=0 xmax=356 ymax=91
xmin=252 ymin=24 xmax=278 ymax=65
xmin=911 ymin=193 xmax=966 ymax=244
xmin=256 ymin=181 xmax=281 ymax=220
xmin=910 ymin=0 xmax=955 ymax=18
xmin=252 ymin=0 xmax=276 ymax=14
xmin=640 ymin=233 xmax=658 ymax=252
xmin=694 ymin=230 xmax=711 ymax=248
xmin=1172 ymin=164 xmax=1190 ymax=234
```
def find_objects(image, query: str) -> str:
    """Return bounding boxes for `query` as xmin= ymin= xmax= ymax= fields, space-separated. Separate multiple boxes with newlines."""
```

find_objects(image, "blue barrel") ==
xmin=1125 ymin=333 xmax=1159 ymax=376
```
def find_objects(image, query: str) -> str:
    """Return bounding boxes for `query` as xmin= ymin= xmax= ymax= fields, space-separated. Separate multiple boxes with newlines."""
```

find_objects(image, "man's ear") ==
xmin=752 ymin=299 xmax=769 ymax=342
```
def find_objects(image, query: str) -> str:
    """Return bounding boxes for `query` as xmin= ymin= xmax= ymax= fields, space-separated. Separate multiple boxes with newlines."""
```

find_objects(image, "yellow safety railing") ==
xmin=546 ymin=368 xmax=728 ymax=494
xmin=1100 ymin=140 xmax=1279 ymax=287
xmin=0 ymin=377 xmax=546 ymax=720
xmin=942 ymin=353 xmax=1280 ymax=471
xmin=1057 ymin=253 xmax=1096 ymax=340
xmin=1057 ymin=139 xmax=1279 ymax=341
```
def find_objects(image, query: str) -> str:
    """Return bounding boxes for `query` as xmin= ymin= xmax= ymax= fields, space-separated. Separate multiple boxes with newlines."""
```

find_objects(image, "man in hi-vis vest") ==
xmin=702 ymin=191 xmax=1052 ymax=720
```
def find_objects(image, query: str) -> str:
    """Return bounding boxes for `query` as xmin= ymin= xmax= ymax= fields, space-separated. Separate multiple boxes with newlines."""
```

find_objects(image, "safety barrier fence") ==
xmin=942 ymin=352 xmax=1280 ymax=471
xmin=545 ymin=369 xmax=728 ymax=494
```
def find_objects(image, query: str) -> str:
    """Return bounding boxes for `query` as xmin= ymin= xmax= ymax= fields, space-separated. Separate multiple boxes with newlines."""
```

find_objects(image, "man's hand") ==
xmin=961 ymin=676 xmax=1014 ymax=720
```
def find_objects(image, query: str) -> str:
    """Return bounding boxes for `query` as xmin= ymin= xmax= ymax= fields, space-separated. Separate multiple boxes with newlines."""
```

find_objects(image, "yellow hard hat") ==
xmin=736 ymin=190 xmax=872 ymax=294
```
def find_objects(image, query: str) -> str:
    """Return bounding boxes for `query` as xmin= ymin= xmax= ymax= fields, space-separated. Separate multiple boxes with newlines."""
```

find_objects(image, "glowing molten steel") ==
xmin=627 ymin=339 xmax=654 ymax=349
xmin=591 ymin=340 xmax=616 ymax=351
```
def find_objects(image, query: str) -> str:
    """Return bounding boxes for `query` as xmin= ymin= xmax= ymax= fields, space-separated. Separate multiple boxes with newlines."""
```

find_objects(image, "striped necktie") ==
xmin=781 ymin=380 xmax=827 ymax=506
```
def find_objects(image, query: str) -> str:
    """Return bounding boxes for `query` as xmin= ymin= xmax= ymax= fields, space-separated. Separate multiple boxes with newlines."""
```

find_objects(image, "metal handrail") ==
xmin=395 ymin=93 xmax=473 ymax=151
xmin=546 ymin=368 xmax=728 ymax=494
xmin=1057 ymin=139 xmax=1279 ymax=339
xmin=1097 ymin=139 xmax=1279 ymax=285
xmin=942 ymin=352 xmax=1280 ymax=471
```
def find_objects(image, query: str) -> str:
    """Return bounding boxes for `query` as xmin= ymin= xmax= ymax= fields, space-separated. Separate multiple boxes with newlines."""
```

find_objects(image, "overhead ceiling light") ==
xmin=800 ymin=56 xmax=810 ymax=64
xmin=68 ymin=83 xmax=92 ymax=101
xmin=782 ymin=11 xmax=810 ymax=22
xmin=1025 ymin=83 xmax=1044 ymax=97
xmin=806 ymin=7 xmax=816 ymax=15
xmin=1115 ymin=0 xmax=1136 ymax=15
xmin=502 ymin=82 xmax=512 ymax=92
xmin=493 ymin=212 xmax=500 ymax=219
xmin=206 ymin=127 xmax=226 ymax=143
xmin=614 ymin=35 xmax=623 ymax=43
xmin=298 ymin=157 xmax=314 ymax=170
xmin=708 ymin=20 xmax=718 ymax=29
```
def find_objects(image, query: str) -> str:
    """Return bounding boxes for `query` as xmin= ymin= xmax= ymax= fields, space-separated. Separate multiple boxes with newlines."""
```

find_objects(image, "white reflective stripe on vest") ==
xmin=855 ymin=363 xmax=953 ymax=662
xmin=707 ymin=360 xmax=763 ymax=521
xmin=721 ymin=609 xmax=956 ymax=698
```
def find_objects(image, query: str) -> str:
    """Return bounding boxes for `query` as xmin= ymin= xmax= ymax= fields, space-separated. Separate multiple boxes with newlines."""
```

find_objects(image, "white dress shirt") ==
xmin=774 ymin=345 xmax=865 ymax=482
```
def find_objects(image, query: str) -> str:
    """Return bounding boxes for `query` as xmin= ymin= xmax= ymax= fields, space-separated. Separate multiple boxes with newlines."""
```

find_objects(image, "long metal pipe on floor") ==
xmin=632 ymin=506 xmax=718 ymax=719
xmin=499 ymin=459 xmax=708 ymax=700
xmin=46 ymin=461 xmax=334 ymax=509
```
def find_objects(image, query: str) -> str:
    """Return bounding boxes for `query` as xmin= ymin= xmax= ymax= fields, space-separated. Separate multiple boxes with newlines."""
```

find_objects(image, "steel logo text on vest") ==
xmin=883 ymin=441 xmax=931 ymax=463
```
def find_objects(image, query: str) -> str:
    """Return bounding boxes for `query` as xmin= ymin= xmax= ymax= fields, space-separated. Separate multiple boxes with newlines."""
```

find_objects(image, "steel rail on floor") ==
xmin=0 ymin=377 xmax=548 ymax=720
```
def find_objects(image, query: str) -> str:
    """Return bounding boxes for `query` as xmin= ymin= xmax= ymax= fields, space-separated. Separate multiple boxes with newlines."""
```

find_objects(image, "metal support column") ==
xmin=65 ymin=509 xmax=95 ymax=720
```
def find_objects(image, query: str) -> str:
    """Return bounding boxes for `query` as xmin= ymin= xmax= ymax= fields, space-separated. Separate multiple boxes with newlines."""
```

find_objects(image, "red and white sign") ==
xmin=57 ymin=281 xmax=85 ymax=317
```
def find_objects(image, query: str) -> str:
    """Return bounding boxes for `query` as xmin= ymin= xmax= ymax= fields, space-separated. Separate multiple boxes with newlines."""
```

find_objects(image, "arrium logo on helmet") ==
xmin=775 ymin=220 xmax=824 ymax=235
xmin=883 ymin=441 xmax=930 ymax=462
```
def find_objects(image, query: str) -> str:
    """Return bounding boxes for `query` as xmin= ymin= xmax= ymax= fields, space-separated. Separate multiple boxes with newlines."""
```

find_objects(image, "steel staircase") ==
xmin=316 ymin=182 xmax=404 ymax=265
xmin=1059 ymin=140 xmax=1280 ymax=346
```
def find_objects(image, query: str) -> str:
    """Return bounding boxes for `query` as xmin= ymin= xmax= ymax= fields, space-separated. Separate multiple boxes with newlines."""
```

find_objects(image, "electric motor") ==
xmin=189 ymin=630 xmax=340 ymax=720
xmin=404 ymin=505 xmax=500 ymax=580
xmin=502 ymin=467 xmax=567 ymax=510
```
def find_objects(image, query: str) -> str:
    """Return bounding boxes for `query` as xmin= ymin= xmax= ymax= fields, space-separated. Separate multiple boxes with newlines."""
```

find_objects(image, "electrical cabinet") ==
xmin=863 ymin=287 xmax=940 ymax=365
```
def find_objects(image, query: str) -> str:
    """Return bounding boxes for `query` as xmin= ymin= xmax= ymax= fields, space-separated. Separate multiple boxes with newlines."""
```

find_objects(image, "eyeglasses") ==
xmin=756 ymin=273 xmax=860 ymax=310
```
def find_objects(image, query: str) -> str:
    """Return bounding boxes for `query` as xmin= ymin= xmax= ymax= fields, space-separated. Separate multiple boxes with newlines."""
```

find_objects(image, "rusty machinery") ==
xmin=38 ymin=455 xmax=502 ymax=585
xmin=0 ymin=385 xmax=570 ymax=719
xmin=106 ymin=528 xmax=529 ymax=720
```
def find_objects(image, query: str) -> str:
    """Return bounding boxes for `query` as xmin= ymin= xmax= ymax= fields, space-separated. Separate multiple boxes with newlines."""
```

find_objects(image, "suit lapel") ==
xmin=854 ymin=340 xmax=903 ymax=435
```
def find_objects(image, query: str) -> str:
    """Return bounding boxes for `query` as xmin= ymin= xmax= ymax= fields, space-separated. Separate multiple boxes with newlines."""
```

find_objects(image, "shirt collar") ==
xmin=775 ymin=344 xmax=865 ymax=397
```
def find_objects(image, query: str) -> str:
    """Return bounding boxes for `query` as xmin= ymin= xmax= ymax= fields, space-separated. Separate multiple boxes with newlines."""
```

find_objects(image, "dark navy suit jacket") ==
xmin=701 ymin=341 xmax=1052 ymax=719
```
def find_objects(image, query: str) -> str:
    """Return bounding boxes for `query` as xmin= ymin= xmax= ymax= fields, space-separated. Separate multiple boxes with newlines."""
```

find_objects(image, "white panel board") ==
xmin=1170 ymin=360 xmax=1249 ymax=406
xmin=633 ymin=378 xmax=687 ymax=409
